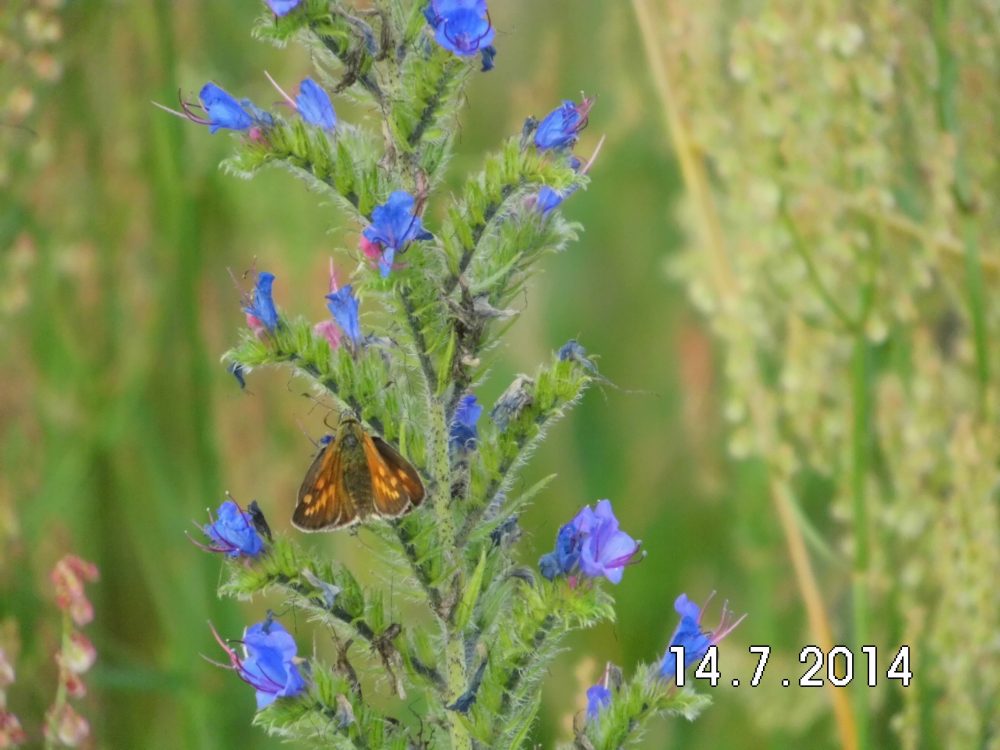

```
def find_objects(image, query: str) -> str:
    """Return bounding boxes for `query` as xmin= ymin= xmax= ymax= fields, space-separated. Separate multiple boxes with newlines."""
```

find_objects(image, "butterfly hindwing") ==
xmin=363 ymin=433 xmax=425 ymax=517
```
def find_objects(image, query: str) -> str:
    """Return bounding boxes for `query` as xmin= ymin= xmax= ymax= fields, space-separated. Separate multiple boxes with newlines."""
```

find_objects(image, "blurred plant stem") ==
xmin=629 ymin=1 xmax=861 ymax=747
xmin=931 ymin=0 xmax=990 ymax=415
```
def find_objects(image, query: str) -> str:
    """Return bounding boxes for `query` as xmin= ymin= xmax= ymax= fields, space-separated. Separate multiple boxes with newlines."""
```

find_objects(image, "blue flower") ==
xmin=243 ymin=271 xmax=280 ymax=333
xmin=539 ymin=523 xmax=580 ymax=581
xmin=425 ymin=0 xmax=497 ymax=70
xmin=199 ymin=83 xmax=254 ymax=133
xmin=211 ymin=619 xmax=307 ymax=710
xmin=362 ymin=191 xmax=433 ymax=277
xmin=156 ymin=83 xmax=272 ymax=135
xmin=266 ymin=0 xmax=302 ymax=16
xmin=535 ymin=187 xmax=565 ymax=215
xmin=450 ymin=394 xmax=482 ymax=452
xmin=325 ymin=284 xmax=361 ymax=346
xmin=296 ymin=78 xmax=336 ymax=131
xmin=241 ymin=621 xmax=306 ymax=709
xmin=538 ymin=500 xmax=641 ymax=584
xmin=201 ymin=500 xmax=265 ymax=558
xmin=534 ymin=98 xmax=593 ymax=151
xmin=578 ymin=500 xmax=641 ymax=584
xmin=586 ymin=684 xmax=611 ymax=720
xmin=658 ymin=594 xmax=745 ymax=681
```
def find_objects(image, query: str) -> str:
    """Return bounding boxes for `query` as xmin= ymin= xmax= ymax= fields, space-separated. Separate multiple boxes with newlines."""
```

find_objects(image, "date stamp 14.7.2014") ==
xmin=668 ymin=645 xmax=913 ymax=689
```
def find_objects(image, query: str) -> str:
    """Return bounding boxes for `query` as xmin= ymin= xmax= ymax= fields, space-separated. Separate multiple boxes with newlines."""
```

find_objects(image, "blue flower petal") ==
xmin=425 ymin=0 xmax=495 ymax=60
xmin=266 ymin=0 xmax=302 ymax=16
xmin=297 ymin=78 xmax=337 ymax=131
xmin=434 ymin=7 xmax=495 ymax=56
xmin=199 ymin=83 xmax=253 ymax=134
xmin=539 ymin=499 xmax=638 ymax=584
xmin=243 ymin=271 xmax=280 ymax=332
xmin=325 ymin=285 xmax=362 ymax=345
xmin=239 ymin=620 xmax=306 ymax=708
xmin=203 ymin=500 xmax=264 ymax=558
xmin=536 ymin=187 xmax=565 ymax=214
xmin=450 ymin=394 xmax=482 ymax=451
xmin=586 ymin=684 xmax=611 ymax=720
xmin=659 ymin=594 xmax=714 ymax=679
xmin=366 ymin=191 xmax=432 ymax=250
xmin=379 ymin=246 xmax=396 ymax=278
xmin=535 ymin=99 xmax=590 ymax=151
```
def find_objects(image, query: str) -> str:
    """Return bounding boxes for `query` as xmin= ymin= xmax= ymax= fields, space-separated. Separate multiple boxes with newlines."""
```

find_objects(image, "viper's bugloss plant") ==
xmin=174 ymin=2 xmax=742 ymax=747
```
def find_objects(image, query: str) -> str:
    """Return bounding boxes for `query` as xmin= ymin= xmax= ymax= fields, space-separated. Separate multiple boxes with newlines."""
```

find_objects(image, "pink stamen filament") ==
xmin=264 ymin=70 xmax=297 ymax=110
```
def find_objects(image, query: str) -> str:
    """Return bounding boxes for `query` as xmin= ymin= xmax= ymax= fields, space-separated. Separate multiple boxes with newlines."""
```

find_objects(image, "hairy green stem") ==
xmin=408 ymin=62 xmax=461 ymax=147
xmin=444 ymin=182 xmax=521 ymax=295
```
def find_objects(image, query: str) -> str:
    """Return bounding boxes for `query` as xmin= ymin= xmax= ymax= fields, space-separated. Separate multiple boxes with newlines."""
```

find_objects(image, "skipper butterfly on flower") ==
xmin=292 ymin=415 xmax=425 ymax=531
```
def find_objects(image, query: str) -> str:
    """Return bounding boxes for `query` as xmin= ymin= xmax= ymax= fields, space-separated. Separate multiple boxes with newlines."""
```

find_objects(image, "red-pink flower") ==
xmin=51 ymin=555 xmax=99 ymax=626
xmin=0 ymin=711 xmax=27 ymax=747
xmin=0 ymin=648 xmax=13 ymax=690
xmin=44 ymin=704 xmax=89 ymax=747
xmin=60 ymin=668 xmax=87 ymax=699
xmin=313 ymin=319 xmax=342 ymax=350
xmin=61 ymin=632 xmax=97 ymax=675
xmin=359 ymin=235 xmax=381 ymax=262
xmin=245 ymin=312 xmax=267 ymax=338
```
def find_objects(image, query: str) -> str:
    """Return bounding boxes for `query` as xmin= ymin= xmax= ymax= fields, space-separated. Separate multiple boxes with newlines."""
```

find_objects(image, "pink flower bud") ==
xmin=313 ymin=319 xmax=342 ymax=350
xmin=51 ymin=555 xmax=99 ymax=627
xmin=61 ymin=669 xmax=86 ymax=699
xmin=359 ymin=235 xmax=381 ymax=261
xmin=245 ymin=312 xmax=267 ymax=339
xmin=61 ymin=632 xmax=97 ymax=675
xmin=0 ymin=711 xmax=27 ymax=747
xmin=0 ymin=649 xmax=14 ymax=690
xmin=44 ymin=704 xmax=89 ymax=747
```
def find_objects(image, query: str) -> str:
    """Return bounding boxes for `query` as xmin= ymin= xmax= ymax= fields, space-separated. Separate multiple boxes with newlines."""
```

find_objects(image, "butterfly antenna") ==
xmin=294 ymin=419 xmax=326 ymax=450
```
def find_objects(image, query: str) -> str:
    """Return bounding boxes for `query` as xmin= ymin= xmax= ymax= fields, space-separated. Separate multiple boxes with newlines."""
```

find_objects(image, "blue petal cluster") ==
xmin=658 ymin=594 xmax=746 ymax=681
xmin=243 ymin=271 xmax=280 ymax=332
xmin=538 ymin=499 xmax=640 ymax=584
xmin=238 ymin=620 xmax=307 ymax=709
xmin=658 ymin=594 xmax=712 ymax=680
xmin=325 ymin=284 xmax=362 ymax=346
xmin=202 ymin=500 xmax=265 ymax=558
xmin=424 ymin=0 xmax=497 ymax=71
xmin=362 ymin=191 xmax=433 ymax=277
xmin=535 ymin=187 xmax=564 ymax=215
xmin=296 ymin=78 xmax=336 ymax=131
xmin=585 ymin=684 xmax=611 ymax=720
xmin=199 ymin=83 xmax=254 ymax=133
xmin=266 ymin=0 xmax=302 ymax=16
xmin=535 ymin=99 xmax=592 ymax=151
xmin=450 ymin=394 xmax=482 ymax=452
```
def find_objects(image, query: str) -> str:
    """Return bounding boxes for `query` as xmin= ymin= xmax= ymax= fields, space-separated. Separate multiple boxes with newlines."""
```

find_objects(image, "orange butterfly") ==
xmin=293 ymin=415 xmax=425 ymax=532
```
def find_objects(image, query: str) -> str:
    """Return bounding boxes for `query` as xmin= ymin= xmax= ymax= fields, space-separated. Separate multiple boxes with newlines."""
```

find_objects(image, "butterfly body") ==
xmin=293 ymin=416 xmax=425 ymax=532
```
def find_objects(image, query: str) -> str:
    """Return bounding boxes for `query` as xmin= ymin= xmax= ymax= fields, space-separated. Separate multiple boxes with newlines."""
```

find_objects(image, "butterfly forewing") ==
xmin=363 ymin=434 xmax=425 ymax=517
xmin=293 ymin=437 xmax=357 ymax=531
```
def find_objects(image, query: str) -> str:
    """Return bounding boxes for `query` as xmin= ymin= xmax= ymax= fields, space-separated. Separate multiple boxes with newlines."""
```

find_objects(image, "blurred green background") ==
xmin=2 ymin=0 xmax=955 ymax=748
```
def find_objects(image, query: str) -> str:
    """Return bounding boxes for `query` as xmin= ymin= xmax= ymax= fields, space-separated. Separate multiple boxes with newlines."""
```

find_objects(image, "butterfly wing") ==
xmin=362 ymin=434 xmax=425 ymax=518
xmin=293 ymin=439 xmax=359 ymax=531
